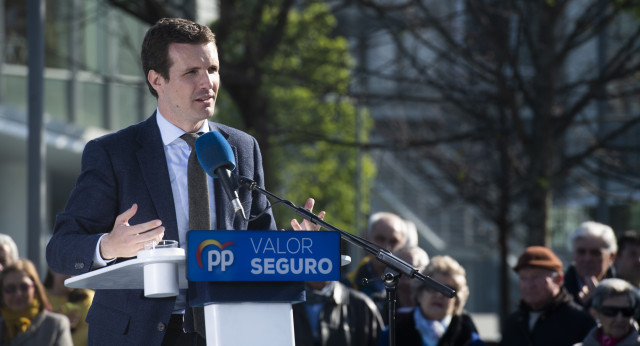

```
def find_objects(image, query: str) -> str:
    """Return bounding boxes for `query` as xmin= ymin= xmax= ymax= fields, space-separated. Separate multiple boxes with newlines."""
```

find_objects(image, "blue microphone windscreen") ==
xmin=195 ymin=131 xmax=236 ymax=178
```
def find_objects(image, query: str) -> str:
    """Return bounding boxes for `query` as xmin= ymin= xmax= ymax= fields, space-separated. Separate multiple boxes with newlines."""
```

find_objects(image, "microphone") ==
xmin=195 ymin=131 xmax=247 ymax=220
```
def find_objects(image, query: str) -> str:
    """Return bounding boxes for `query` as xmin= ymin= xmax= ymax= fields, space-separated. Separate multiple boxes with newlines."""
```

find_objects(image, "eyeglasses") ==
xmin=3 ymin=283 xmax=34 ymax=295
xmin=421 ymin=285 xmax=458 ymax=294
xmin=575 ymin=248 xmax=605 ymax=257
xmin=599 ymin=306 xmax=635 ymax=317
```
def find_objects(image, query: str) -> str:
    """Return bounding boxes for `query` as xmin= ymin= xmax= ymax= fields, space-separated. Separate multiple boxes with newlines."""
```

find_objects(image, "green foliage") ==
xmin=615 ymin=0 xmax=640 ymax=18
xmin=215 ymin=2 xmax=375 ymax=233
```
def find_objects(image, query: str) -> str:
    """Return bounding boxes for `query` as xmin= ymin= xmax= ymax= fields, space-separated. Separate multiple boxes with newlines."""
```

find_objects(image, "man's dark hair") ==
xmin=141 ymin=18 xmax=216 ymax=98
xmin=617 ymin=229 xmax=640 ymax=255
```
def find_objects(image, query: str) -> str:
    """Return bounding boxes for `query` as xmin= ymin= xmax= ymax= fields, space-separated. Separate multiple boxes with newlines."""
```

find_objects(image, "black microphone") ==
xmin=195 ymin=131 xmax=246 ymax=220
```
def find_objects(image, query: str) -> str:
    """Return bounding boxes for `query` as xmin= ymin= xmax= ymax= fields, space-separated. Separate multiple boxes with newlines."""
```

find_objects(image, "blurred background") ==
xmin=3 ymin=0 xmax=640 ymax=342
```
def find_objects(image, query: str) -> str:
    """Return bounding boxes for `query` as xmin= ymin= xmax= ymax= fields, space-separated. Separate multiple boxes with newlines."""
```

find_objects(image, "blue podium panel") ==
xmin=187 ymin=230 xmax=341 ymax=282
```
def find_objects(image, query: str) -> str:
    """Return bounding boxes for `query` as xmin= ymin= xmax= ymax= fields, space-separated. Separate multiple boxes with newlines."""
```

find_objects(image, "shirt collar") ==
xmin=156 ymin=108 xmax=211 ymax=145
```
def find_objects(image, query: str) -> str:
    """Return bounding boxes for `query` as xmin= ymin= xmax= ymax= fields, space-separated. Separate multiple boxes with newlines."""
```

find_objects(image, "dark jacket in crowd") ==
xmin=293 ymin=281 xmax=384 ymax=346
xmin=500 ymin=288 xmax=595 ymax=346
xmin=377 ymin=309 xmax=483 ymax=346
xmin=563 ymin=264 xmax=616 ymax=308
xmin=342 ymin=258 xmax=389 ymax=324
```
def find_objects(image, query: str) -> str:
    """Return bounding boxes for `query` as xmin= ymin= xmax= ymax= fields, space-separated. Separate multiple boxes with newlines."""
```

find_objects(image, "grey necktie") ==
xmin=181 ymin=132 xmax=210 ymax=230
xmin=180 ymin=132 xmax=208 ymax=337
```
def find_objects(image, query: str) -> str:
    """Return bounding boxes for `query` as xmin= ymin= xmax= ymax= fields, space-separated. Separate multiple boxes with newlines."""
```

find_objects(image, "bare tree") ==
xmin=106 ymin=0 xmax=640 ymax=319
xmin=339 ymin=0 xmax=640 ymax=319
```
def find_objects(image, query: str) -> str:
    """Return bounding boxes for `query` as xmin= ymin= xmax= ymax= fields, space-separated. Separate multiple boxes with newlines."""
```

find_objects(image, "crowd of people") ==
xmin=2 ymin=210 xmax=634 ymax=346
xmin=294 ymin=219 xmax=640 ymax=346
xmin=500 ymin=222 xmax=640 ymax=346
xmin=4 ymin=217 xmax=640 ymax=345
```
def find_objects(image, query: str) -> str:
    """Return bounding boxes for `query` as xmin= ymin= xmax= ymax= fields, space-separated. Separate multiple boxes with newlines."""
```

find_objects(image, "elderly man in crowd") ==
xmin=343 ymin=212 xmax=408 ymax=325
xmin=564 ymin=221 xmax=618 ymax=308
xmin=501 ymin=246 xmax=595 ymax=346
xmin=393 ymin=246 xmax=430 ymax=311
xmin=345 ymin=212 xmax=408 ymax=298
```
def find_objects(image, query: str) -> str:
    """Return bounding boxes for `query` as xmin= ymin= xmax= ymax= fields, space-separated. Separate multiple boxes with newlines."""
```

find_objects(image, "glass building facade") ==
xmin=0 ymin=0 xmax=213 ymax=271
xmin=2 ymin=0 xmax=156 ymax=130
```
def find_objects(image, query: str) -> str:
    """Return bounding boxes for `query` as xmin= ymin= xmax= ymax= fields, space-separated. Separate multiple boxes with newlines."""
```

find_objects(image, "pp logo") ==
xmin=196 ymin=240 xmax=235 ymax=271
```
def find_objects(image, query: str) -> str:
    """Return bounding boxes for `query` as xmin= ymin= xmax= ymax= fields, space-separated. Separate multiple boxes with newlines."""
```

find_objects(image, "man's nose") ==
xmin=200 ymin=72 xmax=215 ymax=89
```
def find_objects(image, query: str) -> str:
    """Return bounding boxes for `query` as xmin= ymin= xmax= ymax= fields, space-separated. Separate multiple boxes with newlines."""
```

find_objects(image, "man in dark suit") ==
xmin=46 ymin=18 xmax=320 ymax=346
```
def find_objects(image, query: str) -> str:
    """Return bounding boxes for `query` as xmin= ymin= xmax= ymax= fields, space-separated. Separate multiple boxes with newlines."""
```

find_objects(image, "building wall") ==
xmin=0 ymin=161 xmax=28 ymax=256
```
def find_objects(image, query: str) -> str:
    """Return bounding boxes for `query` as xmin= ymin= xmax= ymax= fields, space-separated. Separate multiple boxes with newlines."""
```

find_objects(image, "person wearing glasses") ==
xmin=501 ymin=246 xmax=595 ymax=346
xmin=0 ymin=259 xmax=72 ymax=345
xmin=576 ymin=278 xmax=640 ymax=345
xmin=378 ymin=255 xmax=484 ymax=346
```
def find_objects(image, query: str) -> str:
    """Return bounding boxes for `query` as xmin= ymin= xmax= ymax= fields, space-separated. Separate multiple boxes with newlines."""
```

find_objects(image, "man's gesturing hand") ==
xmin=291 ymin=198 xmax=326 ymax=231
xmin=100 ymin=204 xmax=165 ymax=260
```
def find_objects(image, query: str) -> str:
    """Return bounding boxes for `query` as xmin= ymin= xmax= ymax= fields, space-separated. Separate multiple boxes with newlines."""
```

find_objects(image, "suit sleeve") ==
xmin=46 ymin=139 xmax=120 ymax=275
xmin=246 ymin=135 xmax=277 ymax=231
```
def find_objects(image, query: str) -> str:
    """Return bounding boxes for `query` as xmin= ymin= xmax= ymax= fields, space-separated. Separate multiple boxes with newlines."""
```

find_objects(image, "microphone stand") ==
xmin=238 ymin=176 xmax=456 ymax=346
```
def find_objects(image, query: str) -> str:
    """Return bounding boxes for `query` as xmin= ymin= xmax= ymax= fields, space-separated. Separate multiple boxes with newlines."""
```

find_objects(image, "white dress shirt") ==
xmin=156 ymin=109 xmax=217 ymax=247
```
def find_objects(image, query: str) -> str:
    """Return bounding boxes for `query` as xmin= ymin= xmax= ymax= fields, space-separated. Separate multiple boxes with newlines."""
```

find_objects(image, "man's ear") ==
xmin=148 ymin=70 xmax=163 ymax=95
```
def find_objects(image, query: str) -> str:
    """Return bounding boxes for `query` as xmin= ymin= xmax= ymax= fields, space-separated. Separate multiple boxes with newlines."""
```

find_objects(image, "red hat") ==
xmin=514 ymin=246 xmax=563 ymax=273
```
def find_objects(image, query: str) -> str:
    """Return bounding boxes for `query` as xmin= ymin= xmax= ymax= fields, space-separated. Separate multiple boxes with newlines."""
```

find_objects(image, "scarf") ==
xmin=597 ymin=329 xmax=625 ymax=346
xmin=1 ymin=299 xmax=41 ymax=340
xmin=413 ymin=308 xmax=452 ymax=346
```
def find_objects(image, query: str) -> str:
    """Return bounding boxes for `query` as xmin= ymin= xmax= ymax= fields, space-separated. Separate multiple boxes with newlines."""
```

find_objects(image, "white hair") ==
xmin=0 ymin=233 xmax=19 ymax=263
xmin=404 ymin=220 xmax=418 ymax=247
xmin=591 ymin=278 xmax=639 ymax=311
xmin=367 ymin=212 xmax=418 ymax=247
xmin=366 ymin=212 xmax=404 ymax=236
xmin=394 ymin=246 xmax=429 ymax=269
xmin=569 ymin=221 xmax=617 ymax=254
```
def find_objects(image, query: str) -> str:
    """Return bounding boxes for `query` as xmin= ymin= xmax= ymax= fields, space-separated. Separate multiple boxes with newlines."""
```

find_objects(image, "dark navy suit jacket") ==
xmin=46 ymin=113 xmax=276 ymax=345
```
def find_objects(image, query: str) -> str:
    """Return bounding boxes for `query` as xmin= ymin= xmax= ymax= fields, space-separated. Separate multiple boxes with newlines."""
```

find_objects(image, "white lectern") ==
xmin=64 ymin=248 xmax=300 ymax=346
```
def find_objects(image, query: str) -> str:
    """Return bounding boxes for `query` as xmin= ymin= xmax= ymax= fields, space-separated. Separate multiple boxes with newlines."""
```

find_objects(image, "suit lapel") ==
xmin=209 ymin=122 xmax=239 ymax=231
xmin=136 ymin=114 xmax=179 ymax=241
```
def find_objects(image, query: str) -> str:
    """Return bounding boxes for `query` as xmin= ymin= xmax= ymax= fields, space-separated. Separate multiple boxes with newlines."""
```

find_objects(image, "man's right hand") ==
xmin=578 ymin=275 xmax=598 ymax=305
xmin=99 ymin=204 xmax=165 ymax=260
